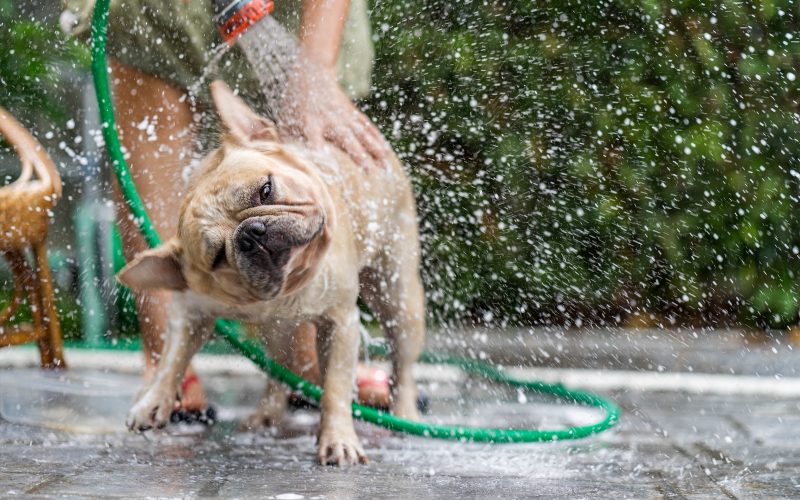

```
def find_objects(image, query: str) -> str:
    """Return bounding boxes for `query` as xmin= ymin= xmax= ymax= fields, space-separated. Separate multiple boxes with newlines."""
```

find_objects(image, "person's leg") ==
xmin=110 ymin=59 xmax=207 ymax=410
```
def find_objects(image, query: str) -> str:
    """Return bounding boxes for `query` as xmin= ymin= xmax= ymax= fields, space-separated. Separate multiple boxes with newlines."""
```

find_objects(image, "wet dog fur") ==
xmin=118 ymin=81 xmax=425 ymax=466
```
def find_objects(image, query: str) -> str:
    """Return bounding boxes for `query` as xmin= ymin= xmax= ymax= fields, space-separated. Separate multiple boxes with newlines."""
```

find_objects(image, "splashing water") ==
xmin=233 ymin=16 xmax=299 ymax=121
xmin=186 ymin=15 xmax=299 ymax=124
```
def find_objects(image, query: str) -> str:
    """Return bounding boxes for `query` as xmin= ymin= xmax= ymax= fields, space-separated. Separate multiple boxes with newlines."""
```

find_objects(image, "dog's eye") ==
xmin=211 ymin=244 xmax=227 ymax=270
xmin=259 ymin=177 xmax=273 ymax=205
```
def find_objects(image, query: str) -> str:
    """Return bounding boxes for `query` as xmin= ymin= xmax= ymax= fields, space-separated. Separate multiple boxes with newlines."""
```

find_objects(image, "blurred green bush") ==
xmin=0 ymin=0 xmax=89 ymax=120
xmin=0 ymin=1 xmax=88 ymax=339
xmin=368 ymin=0 xmax=800 ymax=328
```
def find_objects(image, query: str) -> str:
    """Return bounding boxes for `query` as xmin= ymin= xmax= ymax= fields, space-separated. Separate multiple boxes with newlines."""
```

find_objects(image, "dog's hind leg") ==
xmin=240 ymin=319 xmax=300 ymax=430
xmin=242 ymin=377 xmax=288 ymax=430
xmin=360 ymin=258 xmax=426 ymax=421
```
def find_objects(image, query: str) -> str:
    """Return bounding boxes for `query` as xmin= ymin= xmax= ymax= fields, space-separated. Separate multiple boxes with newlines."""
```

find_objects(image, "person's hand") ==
xmin=277 ymin=58 xmax=392 ymax=169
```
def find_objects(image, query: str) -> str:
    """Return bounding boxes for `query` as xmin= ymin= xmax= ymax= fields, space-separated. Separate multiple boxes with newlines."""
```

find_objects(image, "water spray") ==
xmin=212 ymin=0 xmax=299 ymax=120
xmin=90 ymin=0 xmax=620 ymax=442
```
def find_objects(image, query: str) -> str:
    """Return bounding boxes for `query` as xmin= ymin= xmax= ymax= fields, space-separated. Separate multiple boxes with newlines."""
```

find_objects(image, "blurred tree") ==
xmin=367 ymin=0 xmax=800 ymax=328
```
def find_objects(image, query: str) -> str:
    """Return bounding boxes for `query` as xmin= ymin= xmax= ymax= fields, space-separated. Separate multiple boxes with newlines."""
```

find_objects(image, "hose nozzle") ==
xmin=213 ymin=0 xmax=274 ymax=44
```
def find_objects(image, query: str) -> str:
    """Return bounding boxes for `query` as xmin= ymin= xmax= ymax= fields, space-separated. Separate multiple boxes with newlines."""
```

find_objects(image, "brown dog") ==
xmin=118 ymin=81 xmax=425 ymax=466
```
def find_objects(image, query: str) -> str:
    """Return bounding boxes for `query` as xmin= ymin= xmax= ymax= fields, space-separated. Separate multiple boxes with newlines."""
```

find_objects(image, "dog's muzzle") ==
xmin=232 ymin=212 xmax=325 ymax=297
xmin=235 ymin=214 xmax=322 ymax=257
xmin=236 ymin=219 xmax=271 ymax=254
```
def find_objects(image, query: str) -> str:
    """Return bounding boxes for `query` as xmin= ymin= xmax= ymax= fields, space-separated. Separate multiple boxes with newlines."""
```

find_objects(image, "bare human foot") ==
xmin=356 ymin=364 xmax=390 ymax=409
xmin=178 ymin=369 xmax=208 ymax=411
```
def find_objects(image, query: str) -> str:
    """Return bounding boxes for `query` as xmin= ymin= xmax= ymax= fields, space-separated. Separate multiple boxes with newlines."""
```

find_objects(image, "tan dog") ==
xmin=118 ymin=81 xmax=425 ymax=466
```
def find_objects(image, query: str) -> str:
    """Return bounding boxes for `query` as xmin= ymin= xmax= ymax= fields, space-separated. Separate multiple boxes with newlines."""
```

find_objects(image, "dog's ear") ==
xmin=117 ymin=238 xmax=187 ymax=291
xmin=210 ymin=80 xmax=279 ymax=145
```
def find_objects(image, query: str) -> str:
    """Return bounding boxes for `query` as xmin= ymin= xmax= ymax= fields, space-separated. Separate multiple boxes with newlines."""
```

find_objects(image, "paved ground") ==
xmin=1 ymin=329 xmax=799 ymax=498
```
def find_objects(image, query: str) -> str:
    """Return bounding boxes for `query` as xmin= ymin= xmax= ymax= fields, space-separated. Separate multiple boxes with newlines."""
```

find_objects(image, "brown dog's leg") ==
xmin=315 ymin=307 xmax=366 ymax=466
xmin=126 ymin=308 xmax=213 ymax=432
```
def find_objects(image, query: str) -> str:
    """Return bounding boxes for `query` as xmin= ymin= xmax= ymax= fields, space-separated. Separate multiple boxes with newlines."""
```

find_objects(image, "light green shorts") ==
xmin=63 ymin=0 xmax=375 ymax=122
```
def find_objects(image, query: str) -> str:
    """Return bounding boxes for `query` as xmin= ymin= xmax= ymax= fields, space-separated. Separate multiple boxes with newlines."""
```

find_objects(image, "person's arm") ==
xmin=277 ymin=0 xmax=391 ymax=168
xmin=299 ymin=0 xmax=351 ymax=73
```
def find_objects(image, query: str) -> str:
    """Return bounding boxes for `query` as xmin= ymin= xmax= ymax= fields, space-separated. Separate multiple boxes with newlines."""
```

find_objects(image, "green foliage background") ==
xmin=5 ymin=0 xmax=800 ymax=331
xmin=0 ymin=1 xmax=88 ymax=339
xmin=367 ymin=0 xmax=800 ymax=328
xmin=0 ymin=0 xmax=89 ymax=120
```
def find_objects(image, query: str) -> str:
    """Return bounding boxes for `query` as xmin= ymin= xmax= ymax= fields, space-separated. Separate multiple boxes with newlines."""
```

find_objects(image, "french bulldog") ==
xmin=118 ymin=81 xmax=425 ymax=466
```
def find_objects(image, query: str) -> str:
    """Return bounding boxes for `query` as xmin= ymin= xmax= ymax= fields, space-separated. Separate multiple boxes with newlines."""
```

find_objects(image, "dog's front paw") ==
xmin=317 ymin=428 xmax=368 ymax=466
xmin=126 ymin=388 xmax=176 ymax=432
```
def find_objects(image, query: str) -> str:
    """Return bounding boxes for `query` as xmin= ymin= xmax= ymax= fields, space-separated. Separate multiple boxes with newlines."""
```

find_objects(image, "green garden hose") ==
xmin=90 ymin=0 xmax=620 ymax=442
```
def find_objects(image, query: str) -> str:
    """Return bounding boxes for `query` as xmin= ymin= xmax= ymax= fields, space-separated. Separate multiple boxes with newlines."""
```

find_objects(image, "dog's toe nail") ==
xmin=335 ymin=445 xmax=347 ymax=465
xmin=317 ymin=440 xmax=365 ymax=466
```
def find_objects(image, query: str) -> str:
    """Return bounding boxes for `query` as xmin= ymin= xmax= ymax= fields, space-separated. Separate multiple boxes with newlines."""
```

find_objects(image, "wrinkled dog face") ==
xmin=117 ymin=81 xmax=333 ymax=305
xmin=179 ymin=145 xmax=332 ymax=304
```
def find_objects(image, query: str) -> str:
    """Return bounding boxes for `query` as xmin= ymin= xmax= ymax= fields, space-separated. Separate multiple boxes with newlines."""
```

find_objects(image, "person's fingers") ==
xmin=355 ymin=129 xmax=384 ymax=163
xmin=325 ymin=124 xmax=370 ymax=169
xmin=303 ymin=121 xmax=326 ymax=149
xmin=353 ymin=113 xmax=390 ymax=161
xmin=360 ymin=112 xmax=391 ymax=153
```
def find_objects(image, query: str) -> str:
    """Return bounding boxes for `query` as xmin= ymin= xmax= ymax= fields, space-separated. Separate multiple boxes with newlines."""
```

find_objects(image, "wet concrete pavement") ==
xmin=1 ymin=329 xmax=799 ymax=498
xmin=428 ymin=327 xmax=800 ymax=377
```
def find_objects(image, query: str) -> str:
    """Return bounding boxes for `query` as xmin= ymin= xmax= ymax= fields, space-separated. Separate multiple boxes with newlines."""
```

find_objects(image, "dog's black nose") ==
xmin=237 ymin=220 xmax=268 ymax=253
xmin=247 ymin=220 xmax=267 ymax=237
xmin=237 ymin=235 xmax=255 ymax=253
